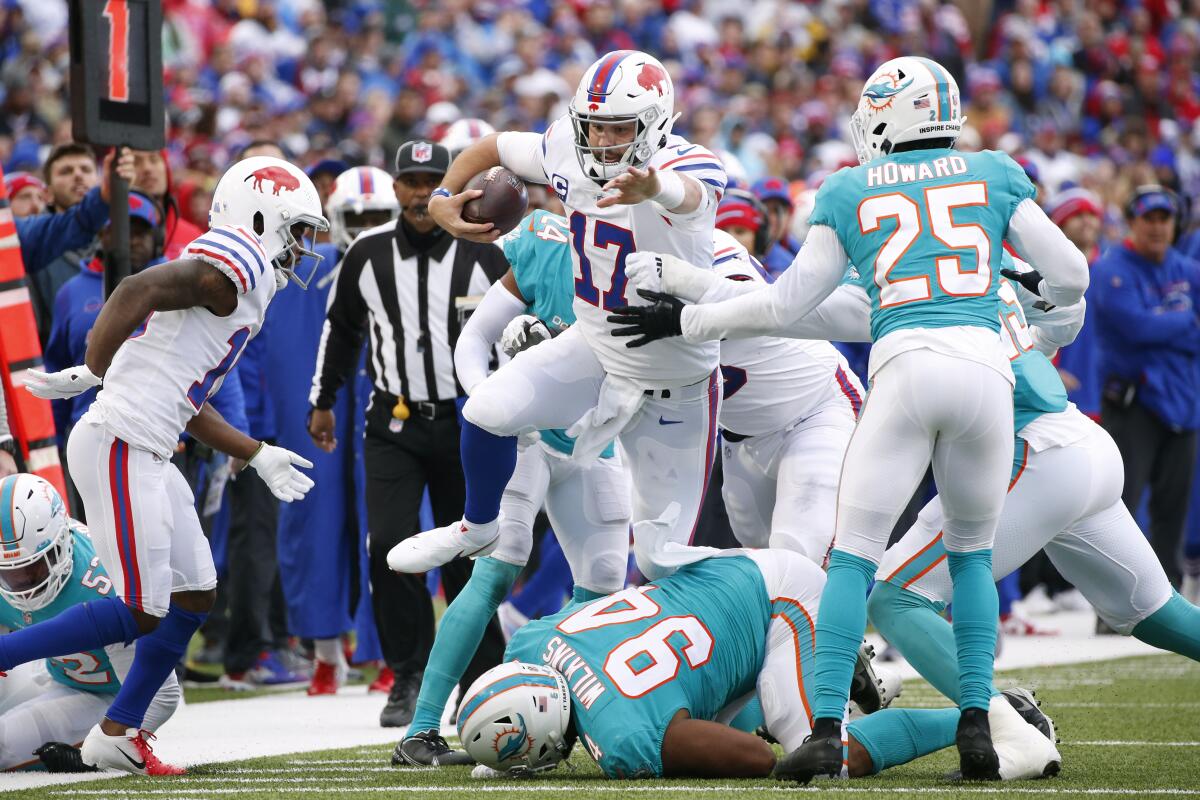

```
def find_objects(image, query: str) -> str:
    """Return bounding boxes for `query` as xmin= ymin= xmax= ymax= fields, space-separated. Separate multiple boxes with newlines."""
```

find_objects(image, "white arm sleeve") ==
xmin=679 ymin=225 xmax=849 ymax=342
xmin=697 ymin=280 xmax=872 ymax=342
xmin=454 ymin=281 xmax=527 ymax=395
xmin=1008 ymin=255 xmax=1087 ymax=354
xmin=1007 ymin=198 xmax=1090 ymax=308
xmin=496 ymin=132 xmax=547 ymax=185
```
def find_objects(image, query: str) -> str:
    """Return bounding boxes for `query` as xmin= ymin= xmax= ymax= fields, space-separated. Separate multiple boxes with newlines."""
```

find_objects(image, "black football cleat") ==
xmin=1002 ymin=688 xmax=1057 ymax=743
xmin=849 ymin=642 xmax=885 ymax=714
xmin=34 ymin=742 xmax=98 ymax=773
xmin=956 ymin=707 xmax=1001 ymax=781
xmin=392 ymin=729 xmax=475 ymax=767
xmin=773 ymin=720 xmax=843 ymax=784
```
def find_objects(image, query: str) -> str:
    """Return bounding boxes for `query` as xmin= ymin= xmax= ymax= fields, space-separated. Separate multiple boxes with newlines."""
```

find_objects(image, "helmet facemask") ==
xmin=269 ymin=214 xmax=329 ymax=290
xmin=0 ymin=525 xmax=73 ymax=612
xmin=569 ymin=106 xmax=679 ymax=182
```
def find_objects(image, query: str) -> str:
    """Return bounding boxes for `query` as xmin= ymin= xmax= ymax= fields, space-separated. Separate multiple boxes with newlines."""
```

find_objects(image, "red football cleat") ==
xmin=134 ymin=730 xmax=187 ymax=776
xmin=307 ymin=660 xmax=339 ymax=696
xmin=369 ymin=665 xmax=395 ymax=694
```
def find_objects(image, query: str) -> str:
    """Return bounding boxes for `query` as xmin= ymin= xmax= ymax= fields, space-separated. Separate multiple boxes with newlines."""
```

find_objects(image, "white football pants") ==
xmin=878 ymin=417 xmax=1174 ymax=634
xmin=834 ymin=348 xmax=1013 ymax=560
xmin=490 ymin=440 xmax=631 ymax=595
xmin=464 ymin=326 xmax=720 ymax=580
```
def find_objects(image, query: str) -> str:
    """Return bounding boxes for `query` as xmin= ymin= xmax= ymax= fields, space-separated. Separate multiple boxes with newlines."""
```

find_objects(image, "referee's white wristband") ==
xmin=651 ymin=169 xmax=686 ymax=209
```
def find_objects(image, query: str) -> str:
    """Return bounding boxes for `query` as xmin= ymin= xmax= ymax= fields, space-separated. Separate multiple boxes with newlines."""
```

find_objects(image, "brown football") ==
xmin=461 ymin=167 xmax=528 ymax=235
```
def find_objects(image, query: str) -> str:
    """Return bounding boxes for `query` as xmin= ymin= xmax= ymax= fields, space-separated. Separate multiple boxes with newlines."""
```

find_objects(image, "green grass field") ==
xmin=8 ymin=654 xmax=1199 ymax=800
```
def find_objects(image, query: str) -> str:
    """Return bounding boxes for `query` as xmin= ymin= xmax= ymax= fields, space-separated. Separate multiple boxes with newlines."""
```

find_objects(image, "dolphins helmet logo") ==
xmin=493 ymin=713 xmax=534 ymax=763
xmin=862 ymin=71 xmax=913 ymax=112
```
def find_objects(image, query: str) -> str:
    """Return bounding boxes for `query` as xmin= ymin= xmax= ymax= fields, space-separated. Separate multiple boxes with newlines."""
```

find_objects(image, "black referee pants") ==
xmin=1101 ymin=398 xmax=1197 ymax=587
xmin=362 ymin=399 xmax=505 ymax=689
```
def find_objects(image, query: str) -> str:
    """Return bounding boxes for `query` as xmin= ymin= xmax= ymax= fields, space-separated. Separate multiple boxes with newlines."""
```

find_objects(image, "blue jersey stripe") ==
xmin=672 ymin=163 xmax=723 ymax=174
xmin=198 ymin=236 xmax=259 ymax=289
xmin=208 ymin=229 xmax=266 ymax=276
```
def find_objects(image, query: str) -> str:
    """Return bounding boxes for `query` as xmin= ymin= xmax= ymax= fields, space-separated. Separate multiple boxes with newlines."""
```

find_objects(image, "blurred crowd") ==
xmin=2 ymin=0 xmax=1200 ymax=691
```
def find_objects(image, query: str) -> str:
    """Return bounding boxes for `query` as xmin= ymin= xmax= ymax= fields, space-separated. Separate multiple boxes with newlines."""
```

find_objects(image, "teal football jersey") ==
xmin=997 ymin=252 xmax=1068 ymax=433
xmin=499 ymin=210 xmax=613 ymax=458
xmin=812 ymin=148 xmax=1036 ymax=341
xmin=505 ymin=556 xmax=771 ymax=778
xmin=0 ymin=525 xmax=122 ymax=693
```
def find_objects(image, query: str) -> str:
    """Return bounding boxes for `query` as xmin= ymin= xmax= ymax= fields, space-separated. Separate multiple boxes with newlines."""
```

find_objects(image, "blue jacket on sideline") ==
xmin=1091 ymin=242 xmax=1200 ymax=431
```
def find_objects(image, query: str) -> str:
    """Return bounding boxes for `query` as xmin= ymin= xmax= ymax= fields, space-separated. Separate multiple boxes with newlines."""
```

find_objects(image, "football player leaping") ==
xmin=606 ymin=56 xmax=1089 ymax=781
xmin=5 ymin=157 xmax=326 ymax=774
xmin=387 ymin=51 xmax=728 ymax=583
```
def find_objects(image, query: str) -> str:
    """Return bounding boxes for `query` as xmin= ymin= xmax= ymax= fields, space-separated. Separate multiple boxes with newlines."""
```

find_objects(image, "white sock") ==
xmin=314 ymin=638 xmax=341 ymax=665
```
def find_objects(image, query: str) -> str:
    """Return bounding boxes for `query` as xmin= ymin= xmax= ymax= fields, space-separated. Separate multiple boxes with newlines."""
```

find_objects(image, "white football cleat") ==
xmin=989 ymin=694 xmax=1061 ymax=780
xmin=80 ymin=725 xmax=186 ymax=776
xmin=387 ymin=517 xmax=501 ymax=573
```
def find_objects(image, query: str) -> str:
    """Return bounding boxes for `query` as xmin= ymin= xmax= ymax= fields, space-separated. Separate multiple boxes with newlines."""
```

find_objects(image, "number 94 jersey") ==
xmin=505 ymin=556 xmax=772 ymax=778
xmin=0 ymin=524 xmax=124 ymax=693
xmin=813 ymin=148 xmax=1036 ymax=343
xmin=88 ymin=226 xmax=276 ymax=459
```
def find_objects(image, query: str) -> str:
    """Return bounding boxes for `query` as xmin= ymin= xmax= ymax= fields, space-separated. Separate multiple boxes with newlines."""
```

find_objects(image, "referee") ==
xmin=307 ymin=140 xmax=509 ymax=727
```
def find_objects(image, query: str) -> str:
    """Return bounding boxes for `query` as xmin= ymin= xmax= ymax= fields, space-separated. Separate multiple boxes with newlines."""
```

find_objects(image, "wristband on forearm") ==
xmin=652 ymin=169 xmax=686 ymax=209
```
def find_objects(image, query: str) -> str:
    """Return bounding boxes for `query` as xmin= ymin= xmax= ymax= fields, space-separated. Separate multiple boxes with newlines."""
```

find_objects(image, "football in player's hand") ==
xmin=462 ymin=167 xmax=528 ymax=235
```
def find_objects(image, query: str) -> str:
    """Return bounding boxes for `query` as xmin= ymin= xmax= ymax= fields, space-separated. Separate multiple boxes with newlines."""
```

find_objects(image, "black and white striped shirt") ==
xmin=309 ymin=219 xmax=507 ymax=409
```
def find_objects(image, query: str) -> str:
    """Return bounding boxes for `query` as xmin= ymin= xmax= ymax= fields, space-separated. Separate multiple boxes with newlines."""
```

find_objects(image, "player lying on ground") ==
xmin=0 ymin=475 xmax=180 ymax=772
xmin=388 ymin=50 xmax=730 ymax=585
xmin=391 ymin=208 xmax=632 ymax=765
xmin=605 ymin=55 xmax=1090 ymax=782
xmin=3 ymin=157 xmax=325 ymax=774
xmin=458 ymin=547 xmax=1060 ymax=781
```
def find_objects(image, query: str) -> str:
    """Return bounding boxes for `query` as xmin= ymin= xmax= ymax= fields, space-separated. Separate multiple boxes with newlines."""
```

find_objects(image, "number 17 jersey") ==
xmin=87 ymin=226 xmax=276 ymax=459
xmin=505 ymin=556 xmax=772 ymax=778
xmin=813 ymin=147 xmax=1036 ymax=343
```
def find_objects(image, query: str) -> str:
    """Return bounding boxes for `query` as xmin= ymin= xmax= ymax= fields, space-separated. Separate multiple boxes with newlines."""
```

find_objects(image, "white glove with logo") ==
xmin=500 ymin=315 xmax=553 ymax=357
xmin=624 ymin=252 xmax=663 ymax=294
xmin=24 ymin=365 xmax=102 ymax=400
xmin=247 ymin=443 xmax=315 ymax=502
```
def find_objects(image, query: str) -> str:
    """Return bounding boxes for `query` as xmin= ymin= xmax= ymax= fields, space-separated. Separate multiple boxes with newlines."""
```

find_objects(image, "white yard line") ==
xmin=46 ymin=785 xmax=1200 ymax=796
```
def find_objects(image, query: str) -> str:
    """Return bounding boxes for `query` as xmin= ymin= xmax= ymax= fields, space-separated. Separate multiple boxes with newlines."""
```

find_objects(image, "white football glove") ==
xmin=247 ymin=443 xmax=315 ymax=502
xmin=23 ymin=365 xmax=102 ymax=400
xmin=500 ymin=315 xmax=553 ymax=357
xmin=624 ymin=252 xmax=663 ymax=294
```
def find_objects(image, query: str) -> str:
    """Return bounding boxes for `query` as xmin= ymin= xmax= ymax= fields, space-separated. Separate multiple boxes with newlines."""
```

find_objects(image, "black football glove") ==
xmin=607 ymin=289 xmax=685 ymax=348
xmin=1000 ymin=267 xmax=1045 ymax=297
xmin=35 ymin=742 xmax=97 ymax=773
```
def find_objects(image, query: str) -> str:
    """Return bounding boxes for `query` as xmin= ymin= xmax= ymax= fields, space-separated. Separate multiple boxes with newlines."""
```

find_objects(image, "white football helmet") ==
xmin=440 ymin=118 xmax=496 ymax=157
xmin=327 ymin=167 xmax=400 ymax=251
xmin=209 ymin=156 xmax=330 ymax=288
xmin=458 ymin=662 xmax=573 ymax=775
xmin=569 ymin=50 xmax=678 ymax=181
xmin=0 ymin=474 xmax=73 ymax=613
xmin=849 ymin=57 xmax=965 ymax=165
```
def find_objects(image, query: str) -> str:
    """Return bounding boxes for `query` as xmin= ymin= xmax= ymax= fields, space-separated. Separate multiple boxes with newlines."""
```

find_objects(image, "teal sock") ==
xmin=728 ymin=697 xmax=765 ymax=733
xmin=813 ymin=549 xmax=877 ymax=720
xmin=408 ymin=557 xmax=522 ymax=734
xmin=867 ymin=580 xmax=1001 ymax=703
xmin=945 ymin=549 xmax=999 ymax=711
xmin=1132 ymin=591 xmax=1200 ymax=660
xmin=847 ymin=708 xmax=959 ymax=774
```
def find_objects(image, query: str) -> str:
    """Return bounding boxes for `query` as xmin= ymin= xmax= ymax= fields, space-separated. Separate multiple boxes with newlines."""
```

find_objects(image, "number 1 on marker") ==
xmin=102 ymin=0 xmax=129 ymax=102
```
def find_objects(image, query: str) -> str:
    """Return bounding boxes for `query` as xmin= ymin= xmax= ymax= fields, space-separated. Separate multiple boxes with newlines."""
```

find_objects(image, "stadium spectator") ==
xmin=130 ymin=148 xmax=204 ymax=259
xmin=0 ymin=382 xmax=14 ymax=478
xmin=1092 ymin=187 xmax=1200 ymax=589
xmin=4 ymin=171 xmax=45 ymax=217
xmin=1048 ymin=188 xmax=1107 ymax=420
xmin=751 ymin=176 xmax=800 ymax=276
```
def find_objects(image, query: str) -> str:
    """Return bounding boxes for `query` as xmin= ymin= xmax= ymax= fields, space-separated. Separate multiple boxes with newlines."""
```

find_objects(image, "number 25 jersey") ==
xmin=87 ymin=226 xmax=276 ymax=458
xmin=505 ymin=556 xmax=772 ymax=778
xmin=812 ymin=147 xmax=1036 ymax=344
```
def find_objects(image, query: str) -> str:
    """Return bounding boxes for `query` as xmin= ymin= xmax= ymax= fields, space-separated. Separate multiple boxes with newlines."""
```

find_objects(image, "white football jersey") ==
xmin=86 ymin=226 xmax=276 ymax=458
xmin=532 ymin=118 xmax=725 ymax=388
xmin=712 ymin=232 xmax=861 ymax=437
